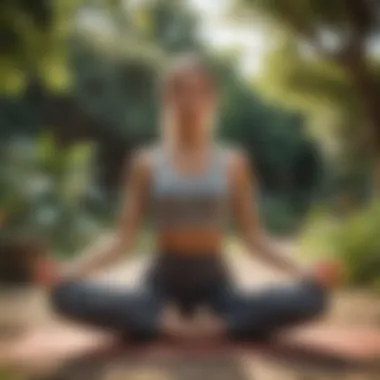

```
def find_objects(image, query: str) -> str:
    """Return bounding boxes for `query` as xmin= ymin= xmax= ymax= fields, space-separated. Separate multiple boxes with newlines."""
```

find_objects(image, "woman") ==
xmin=34 ymin=55 xmax=339 ymax=343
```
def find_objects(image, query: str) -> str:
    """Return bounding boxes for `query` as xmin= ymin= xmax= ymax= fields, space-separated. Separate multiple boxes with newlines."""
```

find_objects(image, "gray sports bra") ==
xmin=150 ymin=146 xmax=229 ymax=229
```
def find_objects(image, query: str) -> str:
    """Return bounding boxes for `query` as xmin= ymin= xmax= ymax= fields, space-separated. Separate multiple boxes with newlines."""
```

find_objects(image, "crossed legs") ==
xmin=50 ymin=278 xmax=328 ymax=341
xmin=212 ymin=279 xmax=328 ymax=340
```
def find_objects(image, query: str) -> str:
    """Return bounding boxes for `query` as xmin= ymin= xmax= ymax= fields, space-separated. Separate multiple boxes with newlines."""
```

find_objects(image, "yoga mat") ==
xmin=2 ymin=323 xmax=380 ymax=370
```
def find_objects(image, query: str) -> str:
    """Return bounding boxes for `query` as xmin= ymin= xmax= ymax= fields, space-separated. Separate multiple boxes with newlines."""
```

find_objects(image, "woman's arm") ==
xmin=230 ymin=150 xmax=305 ymax=277
xmin=59 ymin=149 xmax=152 ymax=281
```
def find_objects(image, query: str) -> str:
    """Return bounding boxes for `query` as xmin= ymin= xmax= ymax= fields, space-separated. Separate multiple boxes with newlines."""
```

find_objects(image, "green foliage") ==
xmin=67 ymin=1 xmax=322 ymax=225
xmin=240 ymin=0 xmax=380 ymax=199
xmin=0 ymin=0 xmax=325 ymax=239
xmin=217 ymin=62 xmax=321 ymax=199
xmin=134 ymin=0 xmax=201 ymax=53
xmin=260 ymin=195 xmax=300 ymax=235
xmin=0 ymin=0 xmax=82 ymax=94
xmin=0 ymin=135 xmax=105 ymax=256
xmin=333 ymin=202 xmax=380 ymax=287
xmin=69 ymin=35 xmax=162 ymax=140
xmin=254 ymin=40 xmax=370 ymax=162
xmin=209 ymin=56 xmax=323 ymax=233
xmin=68 ymin=0 xmax=202 ymax=141
xmin=300 ymin=201 xmax=380 ymax=289
xmin=240 ymin=0 xmax=378 ymax=38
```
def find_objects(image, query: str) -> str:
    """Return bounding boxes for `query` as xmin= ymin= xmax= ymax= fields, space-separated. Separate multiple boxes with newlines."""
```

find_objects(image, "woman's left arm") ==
xmin=230 ymin=150 xmax=305 ymax=277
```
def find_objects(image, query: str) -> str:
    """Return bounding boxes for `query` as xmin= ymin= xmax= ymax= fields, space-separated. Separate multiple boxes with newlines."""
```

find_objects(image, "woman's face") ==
xmin=165 ymin=67 xmax=216 ymax=134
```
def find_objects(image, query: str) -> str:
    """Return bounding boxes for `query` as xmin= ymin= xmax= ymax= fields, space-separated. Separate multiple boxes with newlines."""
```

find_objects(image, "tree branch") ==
xmin=343 ymin=0 xmax=375 ymax=40
xmin=278 ymin=0 xmax=342 ymax=62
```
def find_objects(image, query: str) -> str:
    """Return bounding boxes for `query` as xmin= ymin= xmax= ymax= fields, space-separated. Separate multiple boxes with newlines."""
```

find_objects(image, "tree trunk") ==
xmin=345 ymin=54 xmax=380 ymax=196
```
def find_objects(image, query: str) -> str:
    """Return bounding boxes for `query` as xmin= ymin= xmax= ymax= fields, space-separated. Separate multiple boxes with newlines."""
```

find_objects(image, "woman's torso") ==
xmin=150 ymin=144 xmax=230 ymax=255
xmin=144 ymin=144 xmax=233 ymax=309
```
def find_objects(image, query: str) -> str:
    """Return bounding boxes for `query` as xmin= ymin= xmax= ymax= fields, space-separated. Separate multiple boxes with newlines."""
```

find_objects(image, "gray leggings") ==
xmin=50 ymin=262 xmax=327 ymax=341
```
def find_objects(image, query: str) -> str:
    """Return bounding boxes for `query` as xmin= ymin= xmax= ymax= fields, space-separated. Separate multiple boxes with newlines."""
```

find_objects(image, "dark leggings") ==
xmin=50 ymin=258 xmax=328 ymax=341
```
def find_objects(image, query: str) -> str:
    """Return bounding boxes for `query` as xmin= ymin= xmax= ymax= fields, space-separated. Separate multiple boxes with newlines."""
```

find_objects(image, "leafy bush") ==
xmin=0 ymin=134 xmax=107 ymax=257
xmin=260 ymin=195 xmax=304 ymax=235
xmin=299 ymin=201 xmax=380 ymax=289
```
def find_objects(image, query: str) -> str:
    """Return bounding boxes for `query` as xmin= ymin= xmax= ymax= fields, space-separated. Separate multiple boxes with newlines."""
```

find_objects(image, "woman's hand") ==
xmin=30 ymin=252 xmax=62 ymax=289
xmin=295 ymin=259 xmax=343 ymax=290
xmin=310 ymin=260 xmax=343 ymax=289
xmin=32 ymin=255 xmax=61 ymax=288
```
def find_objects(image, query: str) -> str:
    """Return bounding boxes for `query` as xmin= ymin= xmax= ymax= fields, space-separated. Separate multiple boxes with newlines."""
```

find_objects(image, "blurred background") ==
xmin=1 ymin=0 xmax=380 ymax=289
xmin=1 ymin=0 xmax=380 ymax=379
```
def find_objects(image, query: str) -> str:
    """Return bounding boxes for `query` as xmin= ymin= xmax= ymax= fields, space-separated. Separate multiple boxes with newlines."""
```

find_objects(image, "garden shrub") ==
xmin=300 ymin=201 xmax=380 ymax=289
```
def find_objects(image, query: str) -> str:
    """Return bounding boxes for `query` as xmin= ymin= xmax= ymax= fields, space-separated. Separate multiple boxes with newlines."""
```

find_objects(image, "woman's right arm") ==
xmin=58 ymin=149 xmax=152 ymax=281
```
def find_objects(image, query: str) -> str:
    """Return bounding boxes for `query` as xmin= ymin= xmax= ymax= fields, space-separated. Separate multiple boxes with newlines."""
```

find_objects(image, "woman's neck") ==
xmin=176 ymin=138 xmax=208 ymax=151
xmin=168 ymin=128 xmax=211 ymax=152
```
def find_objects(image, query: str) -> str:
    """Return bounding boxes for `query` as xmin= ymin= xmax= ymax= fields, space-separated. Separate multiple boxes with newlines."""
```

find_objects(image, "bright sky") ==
xmin=189 ymin=0 xmax=268 ymax=76
xmin=80 ymin=0 xmax=268 ymax=76
xmin=190 ymin=0 xmax=380 ymax=68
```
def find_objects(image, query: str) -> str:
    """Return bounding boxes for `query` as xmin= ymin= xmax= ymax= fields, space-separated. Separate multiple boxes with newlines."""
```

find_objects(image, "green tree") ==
xmin=238 ymin=0 xmax=380 ymax=195
xmin=254 ymin=41 xmax=373 ymax=202
xmin=213 ymin=55 xmax=322 ymax=232
xmin=0 ymin=0 xmax=323 ymax=234
xmin=67 ymin=0 xmax=203 ymax=142
xmin=0 ymin=135 xmax=103 ymax=255
xmin=133 ymin=0 xmax=202 ymax=53
xmin=0 ymin=0 xmax=82 ymax=94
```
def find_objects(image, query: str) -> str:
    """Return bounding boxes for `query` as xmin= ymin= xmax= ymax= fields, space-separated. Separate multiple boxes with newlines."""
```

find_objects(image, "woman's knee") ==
xmin=300 ymin=281 xmax=329 ymax=319
xmin=49 ymin=281 xmax=82 ymax=317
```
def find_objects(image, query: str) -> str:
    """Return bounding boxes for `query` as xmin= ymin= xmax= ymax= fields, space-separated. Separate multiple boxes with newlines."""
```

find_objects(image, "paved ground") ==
xmin=1 ymin=240 xmax=380 ymax=380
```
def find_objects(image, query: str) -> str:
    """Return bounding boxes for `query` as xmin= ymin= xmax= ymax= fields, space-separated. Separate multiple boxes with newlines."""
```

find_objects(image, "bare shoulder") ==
xmin=222 ymin=145 xmax=251 ymax=172
xmin=127 ymin=144 xmax=157 ymax=179
xmin=219 ymin=145 xmax=256 ymax=190
xmin=131 ymin=145 xmax=156 ymax=166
